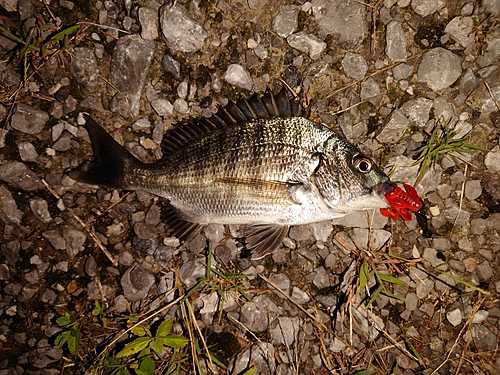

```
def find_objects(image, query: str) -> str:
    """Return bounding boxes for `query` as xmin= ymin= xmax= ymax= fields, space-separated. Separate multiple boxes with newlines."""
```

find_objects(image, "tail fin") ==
xmin=68 ymin=114 xmax=142 ymax=189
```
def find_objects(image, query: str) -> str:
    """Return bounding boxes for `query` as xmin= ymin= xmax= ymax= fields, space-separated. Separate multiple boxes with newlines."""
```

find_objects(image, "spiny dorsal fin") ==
xmin=161 ymin=86 xmax=309 ymax=158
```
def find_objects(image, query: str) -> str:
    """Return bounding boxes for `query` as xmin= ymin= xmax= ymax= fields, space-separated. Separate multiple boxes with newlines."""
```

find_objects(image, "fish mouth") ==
xmin=372 ymin=180 xmax=397 ymax=199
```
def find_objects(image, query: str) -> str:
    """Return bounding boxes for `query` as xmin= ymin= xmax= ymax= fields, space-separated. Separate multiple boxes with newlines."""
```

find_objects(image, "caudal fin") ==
xmin=68 ymin=114 xmax=141 ymax=189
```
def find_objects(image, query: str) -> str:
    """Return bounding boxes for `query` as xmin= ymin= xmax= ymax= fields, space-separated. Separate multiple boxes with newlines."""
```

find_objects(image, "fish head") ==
xmin=314 ymin=138 xmax=397 ymax=215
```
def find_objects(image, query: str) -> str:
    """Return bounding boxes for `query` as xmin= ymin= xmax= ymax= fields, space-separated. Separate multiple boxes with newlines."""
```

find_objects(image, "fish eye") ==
xmin=354 ymin=156 xmax=372 ymax=174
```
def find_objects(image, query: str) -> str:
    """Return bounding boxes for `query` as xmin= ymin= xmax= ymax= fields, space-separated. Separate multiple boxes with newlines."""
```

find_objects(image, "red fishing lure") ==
xmin=380 ymin=183 xmax=422 ymax=221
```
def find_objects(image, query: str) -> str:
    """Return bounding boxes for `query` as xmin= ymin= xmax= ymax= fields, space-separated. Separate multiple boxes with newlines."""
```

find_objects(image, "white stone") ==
xmin=342 ymin=52 xmax=368 ymax=80
xmin=386 ymin=21 xmax=407 ymax=62
xmin=151 ymin=99 xmax=173 ymax=117
xmin=412 ymin=0 xmax=445 ymax=17
xmin=272 ymin=5 xmax=300 ymax=38
xmin=199 ymin=292 xmax=219 ymax=315
xmin=429 ymin=206 xmax=440 ymax=216
xmin=247 ymin=38 xmax=259 ymax=49
xmin=287 ymin=32 xmax=327 ymax=60
xmin=418 ymin=48 xmax=462 ymax=91
xmin=472 ymin=310 xmax=489 ymax=324
xmin=159 ymin=4 xmax=207 ymax=53
xmin=223 ymin=64 xmax=253 ymax=90
xmin=446 ymin=308 xmax=462 ymax=326
xmin=0 ymin=0 xmax=17 ymax=12
xmin=138 ymin=7 xmax=159 ymax=40
xmin=484 ymin=145 xmax=500 ymax=173
xmin=377 ymin=109 xmax=409 ymax=143
xmin=445 ymin=16 xmax=474 ymax=48
xmin=330 ymin=337 xmax=346 ymax=353
xmin=291 ymin=287 xmax=310 ymax=304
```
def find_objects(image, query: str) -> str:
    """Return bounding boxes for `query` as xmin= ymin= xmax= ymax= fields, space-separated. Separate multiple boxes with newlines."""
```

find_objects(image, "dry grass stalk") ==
xmin=430 ymin=295 xmax=488 ymax=375
xmin=326 ymin=52 xmax=423 ymax=99
xmin=42 ymin=179 xmax=119 ymax=266
xmin=485 ymin=81 xmax=500 ymax=110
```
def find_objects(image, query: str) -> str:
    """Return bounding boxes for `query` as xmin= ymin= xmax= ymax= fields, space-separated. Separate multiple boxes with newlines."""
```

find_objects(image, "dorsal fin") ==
xmin=247 ymin=92 xmax=270 ymax=119
xmin=262 ymin=88 xmax=277 ymax=117
xmin=161 ymin=86 xmax=309 ymax=158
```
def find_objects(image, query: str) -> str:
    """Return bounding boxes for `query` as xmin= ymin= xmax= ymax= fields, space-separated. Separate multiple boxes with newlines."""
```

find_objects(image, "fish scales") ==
xmin=69 ymin=88 xmax=397 ymax=259
xmin=128 ymin=117 xmax=333 ymax=224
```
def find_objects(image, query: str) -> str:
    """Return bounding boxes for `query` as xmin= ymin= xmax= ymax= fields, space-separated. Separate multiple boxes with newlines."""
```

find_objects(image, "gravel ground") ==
xmin=0 ymin=0 xmax=499 ymax=374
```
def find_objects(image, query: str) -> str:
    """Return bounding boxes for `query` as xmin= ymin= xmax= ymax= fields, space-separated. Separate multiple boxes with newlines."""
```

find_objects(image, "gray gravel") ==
xmin=0 ymin=0 xmax=499 ymax=374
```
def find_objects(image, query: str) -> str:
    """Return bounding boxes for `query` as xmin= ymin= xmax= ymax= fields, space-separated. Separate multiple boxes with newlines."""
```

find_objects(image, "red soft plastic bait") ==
xmin=380 ymin=183 xmax=422 ymax=221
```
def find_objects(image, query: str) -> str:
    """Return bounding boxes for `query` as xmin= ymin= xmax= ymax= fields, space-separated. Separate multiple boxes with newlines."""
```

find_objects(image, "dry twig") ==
xmin=430 ymin=295 xmax=488 ymax=375
xmin=485 ymin=81 xmax=500 ymax=110
xmin=258 ymin=274 xmax=330 ymax=333
xmin=326 ymin=52 xmax=423 ymax=99
xmin=42 ymin=179 xmax=119 ymax=266
xmin=450 ymin=164 xmax=468 ymax=237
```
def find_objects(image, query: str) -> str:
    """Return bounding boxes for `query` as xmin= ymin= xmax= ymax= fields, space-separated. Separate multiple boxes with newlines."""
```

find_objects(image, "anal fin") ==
xmin=159 ymin=199 xmax=202 ymax=243
xmin=245 ymin=224 xmax=289 ymax=260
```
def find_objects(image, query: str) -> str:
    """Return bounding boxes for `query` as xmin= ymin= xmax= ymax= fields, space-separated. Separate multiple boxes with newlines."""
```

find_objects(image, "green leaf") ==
xmin=413 ymin=118 xmax=490 ymax=187
xmin=56 ymin=311 xmax=75 ymax=327
xmin=116 ymin=337 xmax=152 ymax=358
xmin=240 ymin=289 xmax=253 ymax=302
xmin=93 ymin=301 xmax=107 ymax=316
xmin=131 ymin=326 xmax=148 ymax=337
xmin=366 ymin=284 xmax=383 ymax=307
xmin=432 ymin=268 xmax=490 ymax=294
xmin=54 ymin=331 xmax=70 ymax=347
xmin=376 ymin=273 xmax=406 ymax=285
xmin=50 ymin=24 xmax=80 ymax=42
xmin=353 ymin=370 xmax=377 ymax=375
xmin=452 ymin=147 xmax=472 ymax=154
xmin=40 ymin=23 xmax=57 ymax=31
xmin=138 ymin=356 xmax=156 ymax=374
xmin=118 ymin=313 xmax=140 ymax=323
xmin=463 ymin=143 xmax=490 ymax=152
xmin=0 ymin=25 xmax=26 ymax=44
xmin=240 ymin=367 xmax=257 ymax=375
xmin=138 ymin=346 xmax=150 ymax=358
xmin=54 ymin=325 xmax=80 ymax=355
xmin=103 ymin=357 xmax=119 ymax=367
xmin=359 ymin=262 xmax=369 ymax=292
xmin=150 ymin=338 xmax=165 ymax=355
xmin=92 ymin=300 xmax=108 ymax=322
xmin=405 ymin=337 xmax=424 ymax=366
xmin=382 ymin=291 xmax=405 ymax=301
xmin=162 ymin=335 xmax=189 ymax=349
xmin=209 ymin=353 xmax=228 ymax=369
xmin=67 ymin=325 xmax=81 ymax=354
xmin=156 ymin=320 xmax=172 ymax=337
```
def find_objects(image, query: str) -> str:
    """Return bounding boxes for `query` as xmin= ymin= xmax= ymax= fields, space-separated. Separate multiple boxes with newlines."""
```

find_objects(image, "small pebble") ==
xmin=447 ymin=308 xmax=463 ymax=326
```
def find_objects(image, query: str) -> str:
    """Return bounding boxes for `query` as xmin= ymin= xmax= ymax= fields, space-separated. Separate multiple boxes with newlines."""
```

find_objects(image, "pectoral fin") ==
xmin=245 ymin=224 xmax=289 ymax=260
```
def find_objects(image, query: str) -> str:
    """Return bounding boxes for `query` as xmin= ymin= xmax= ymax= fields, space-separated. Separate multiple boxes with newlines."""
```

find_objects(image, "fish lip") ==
xmin=372 ymin=180 xmax=397 ymax=198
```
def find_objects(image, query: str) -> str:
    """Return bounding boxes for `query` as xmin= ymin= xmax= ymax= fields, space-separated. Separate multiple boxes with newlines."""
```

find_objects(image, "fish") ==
xmin=69 ymin=87 xmax=419 ymax=259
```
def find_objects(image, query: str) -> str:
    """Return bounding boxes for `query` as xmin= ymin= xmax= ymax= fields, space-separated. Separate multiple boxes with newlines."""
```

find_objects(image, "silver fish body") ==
xmin=70 ymin=88 xmax=395 ymax=258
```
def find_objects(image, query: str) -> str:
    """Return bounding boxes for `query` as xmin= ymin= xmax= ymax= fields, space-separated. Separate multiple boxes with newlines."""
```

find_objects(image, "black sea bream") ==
xmin=69 ymin=88 xmax=396 ymax=259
